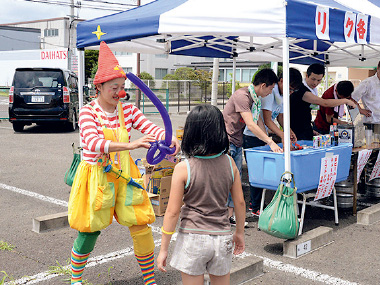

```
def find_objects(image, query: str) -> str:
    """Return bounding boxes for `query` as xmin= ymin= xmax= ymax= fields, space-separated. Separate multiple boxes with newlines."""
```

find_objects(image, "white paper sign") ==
xmin=356 ymin=14 xmax=368 ymax=44
xmin=369 ymin=152 xmax=380 ymax=181
xmin=315 ymin=6 xmax=330 ymax=40
xmin=344 ymin=12 xmax=357 ymax=43
xmin=357 ymin=150 xmax=372 ymax=183
xmin=315 ymin=154 xmax=339 ymax=201
xmin=297 ymin=240 xmax=311 ymax=257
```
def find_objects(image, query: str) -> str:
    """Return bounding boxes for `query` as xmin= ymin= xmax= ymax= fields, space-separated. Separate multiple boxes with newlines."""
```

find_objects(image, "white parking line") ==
xmin=257 ymin=255 xmax=358 ymax=285
xmin=0 ymin=183 xmax=68 ymax=207
xmin=1 ymin=183 xmax=358 ymax=285
xmin=7 ymin=226 xmax=167 ymax=285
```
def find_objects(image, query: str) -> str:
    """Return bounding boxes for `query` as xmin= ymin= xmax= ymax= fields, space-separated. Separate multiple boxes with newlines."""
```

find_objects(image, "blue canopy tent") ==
xmin=76 ymin=0 xmax=380 ymax=178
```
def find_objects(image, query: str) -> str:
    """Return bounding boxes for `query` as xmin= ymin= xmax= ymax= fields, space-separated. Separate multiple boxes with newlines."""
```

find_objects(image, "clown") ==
xmin=68 ymin=41 xmax=180 ymax=285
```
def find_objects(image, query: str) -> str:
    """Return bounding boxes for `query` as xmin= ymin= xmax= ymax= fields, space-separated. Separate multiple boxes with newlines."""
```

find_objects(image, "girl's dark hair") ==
xmin=181 ymin=105 xmax=229 ymax=157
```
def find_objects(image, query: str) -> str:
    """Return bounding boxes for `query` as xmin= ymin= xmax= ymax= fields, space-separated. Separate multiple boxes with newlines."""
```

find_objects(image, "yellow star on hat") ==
xmin=92 ymin=25 xmax=106 ymax=40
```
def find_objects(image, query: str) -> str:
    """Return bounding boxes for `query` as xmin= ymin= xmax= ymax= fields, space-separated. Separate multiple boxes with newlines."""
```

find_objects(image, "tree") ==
xmin=252 ymin=62 xmax=283 ymax=82
xmin=162 ymin=67 xmax=213 ymax=101
xmin=140 ymin=71 xmax=155 ymax=88
xmin=85 ymin=50 xmax=99 ymax=84
xmin=163 ymin=67 xmax=199 ymax=80
xmin=140 ymin=71 xmax=154 ymax=80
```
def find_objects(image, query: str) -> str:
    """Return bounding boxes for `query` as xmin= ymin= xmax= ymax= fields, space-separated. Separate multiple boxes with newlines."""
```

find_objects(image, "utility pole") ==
xmin=68 ymin=0 xmax=75 ymax=70
xmin=135 ymin=0 xmax=141 ymax=108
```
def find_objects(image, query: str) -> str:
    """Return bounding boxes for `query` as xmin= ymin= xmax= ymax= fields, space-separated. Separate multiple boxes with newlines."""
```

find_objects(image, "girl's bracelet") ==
xmin=161 ymin=226 xmax=175 ymax=235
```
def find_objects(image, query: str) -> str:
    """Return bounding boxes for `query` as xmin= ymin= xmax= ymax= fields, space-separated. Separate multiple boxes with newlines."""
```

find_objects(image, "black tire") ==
xmin=66 ymin=112 xmax=77 ymax=132
xmin=13 ymin=122 xmax=24 ymax=132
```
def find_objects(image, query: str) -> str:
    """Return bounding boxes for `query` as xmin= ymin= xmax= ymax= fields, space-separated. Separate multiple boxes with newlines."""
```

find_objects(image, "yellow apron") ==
xmin=68 ymin=102 xmax=155 ymax=232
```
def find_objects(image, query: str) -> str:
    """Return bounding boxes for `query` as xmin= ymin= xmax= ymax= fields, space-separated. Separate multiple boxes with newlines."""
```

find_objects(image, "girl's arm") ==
xmin=157 ymin=161 xmax=187 ymax=272
xmin=229 ymin=157 xmax=246 ymax=255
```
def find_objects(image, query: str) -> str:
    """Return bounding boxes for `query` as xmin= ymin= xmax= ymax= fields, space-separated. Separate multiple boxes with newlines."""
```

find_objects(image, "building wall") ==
xmin=348 ymin=68 xmax=376 ymax=81
xmin=117 ymin=53 xmax=210 ymax=80
xmin=5 ymin=18 xmax=80 ymax=51
xmin=0 ymin=49 xmax=69 ymax=86
xmin=0 ymin=26 xmax=40 ymax=51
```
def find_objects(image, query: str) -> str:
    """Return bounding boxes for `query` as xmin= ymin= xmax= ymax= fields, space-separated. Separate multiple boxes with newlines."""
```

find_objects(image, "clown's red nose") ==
xmin=118 ymin=90 xmax=126 ymax=98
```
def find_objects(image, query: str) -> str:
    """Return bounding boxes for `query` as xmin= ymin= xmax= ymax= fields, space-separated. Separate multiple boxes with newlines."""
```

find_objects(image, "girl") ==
xmin=157 ymin=105 xmax=245 ymax=285
xmin=68 ymin=41 xmax=179 ymax=285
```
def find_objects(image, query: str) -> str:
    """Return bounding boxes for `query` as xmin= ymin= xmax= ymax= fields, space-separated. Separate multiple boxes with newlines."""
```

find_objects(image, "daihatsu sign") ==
xmin=0 ymin=49 xmax=69 ymax=86
xmin=40 ymin=50 xmax=68 ymax=60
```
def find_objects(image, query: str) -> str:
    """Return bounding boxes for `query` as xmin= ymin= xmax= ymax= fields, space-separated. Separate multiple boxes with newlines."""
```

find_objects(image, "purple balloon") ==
xmin=126 ymin=72 xmax=176 ymax=164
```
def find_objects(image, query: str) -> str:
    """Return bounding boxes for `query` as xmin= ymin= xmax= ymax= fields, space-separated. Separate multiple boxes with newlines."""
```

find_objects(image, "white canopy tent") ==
xmin=76 ymin=0 xmax=380 ymax=175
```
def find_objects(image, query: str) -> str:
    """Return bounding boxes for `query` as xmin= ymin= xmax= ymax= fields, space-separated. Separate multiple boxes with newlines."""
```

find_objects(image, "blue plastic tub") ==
xmin=244 ymin=141 xmax=353 ymax=192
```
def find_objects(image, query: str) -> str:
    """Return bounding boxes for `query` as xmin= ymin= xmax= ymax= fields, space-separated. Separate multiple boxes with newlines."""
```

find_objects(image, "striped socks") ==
xmin=135 ymin=251 xmax=156 ymax=285
xmin=71 ymin=248 xmax=90 ymax=284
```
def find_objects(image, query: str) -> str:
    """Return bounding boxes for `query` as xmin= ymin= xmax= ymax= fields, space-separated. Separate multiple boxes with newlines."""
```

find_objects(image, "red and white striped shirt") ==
xmin=79 ymin=100 xmax=165 ymax=164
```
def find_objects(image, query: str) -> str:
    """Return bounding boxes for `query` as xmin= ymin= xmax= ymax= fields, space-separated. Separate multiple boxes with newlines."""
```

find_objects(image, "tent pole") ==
xmin=232 ymin=57 xmax=236 ymax=94
xmin=282 ymin=38 xmax=291 ymax=175
xmin=211 ymin=58 xmax=219 ymax=106
xmin=135 ymin=0 xmax=141 ymax=109
xmin=78 ymin=48 xmax=85 ymax=109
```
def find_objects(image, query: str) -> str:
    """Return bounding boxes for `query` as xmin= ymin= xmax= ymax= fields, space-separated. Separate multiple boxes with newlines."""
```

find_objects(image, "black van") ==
xmin=8 ymin=67 xmax=79 ymax=132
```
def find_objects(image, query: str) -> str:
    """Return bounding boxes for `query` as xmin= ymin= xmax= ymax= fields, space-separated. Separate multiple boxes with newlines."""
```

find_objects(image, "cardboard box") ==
xmin=147 ymin=176 xmax=172 ymax=216
xmin=142 ymin=157 xmax=178 ymax=194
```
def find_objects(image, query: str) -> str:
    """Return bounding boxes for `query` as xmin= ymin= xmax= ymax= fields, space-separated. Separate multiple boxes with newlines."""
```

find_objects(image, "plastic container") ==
xmin=244 ymin=140 xmax=353 ymax=192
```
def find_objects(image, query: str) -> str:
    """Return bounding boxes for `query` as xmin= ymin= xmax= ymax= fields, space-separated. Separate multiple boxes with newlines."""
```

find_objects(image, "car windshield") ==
xmin=14 ymin=70 xmax=64 ymax=88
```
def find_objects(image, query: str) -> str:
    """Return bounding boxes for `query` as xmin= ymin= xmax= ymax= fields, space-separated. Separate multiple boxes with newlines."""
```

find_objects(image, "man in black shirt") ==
xmin=290 ymin=63 xmax=356 ymax=140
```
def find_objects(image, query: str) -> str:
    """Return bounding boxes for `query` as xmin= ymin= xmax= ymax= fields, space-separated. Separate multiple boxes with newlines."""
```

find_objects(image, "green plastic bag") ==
xmin=64 ymin=144 xmax=81 ymax=187
xmin=258 ymin=172 xmax=299 ymax=239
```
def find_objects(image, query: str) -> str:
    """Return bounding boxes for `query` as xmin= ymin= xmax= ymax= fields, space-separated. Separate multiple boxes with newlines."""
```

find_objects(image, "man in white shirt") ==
xmin=352 ymin=61 xmax=380 ymax=123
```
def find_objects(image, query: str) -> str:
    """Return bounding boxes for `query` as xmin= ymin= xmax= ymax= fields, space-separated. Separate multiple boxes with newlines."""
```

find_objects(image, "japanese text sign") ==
xmin=344 ymin=12 xmax=356 ymax=43
xmin=315 ymin=6 xmax=330 ymax=40
xmin=357 ymin=150 xmax=372 ymax=184
xmin=369 ymin=152 xmax=380 ymax=181
xmin=356 ymin=14 xmax=368 ymax=44
xmin=315 ymin=154 xmax=339 ymax=201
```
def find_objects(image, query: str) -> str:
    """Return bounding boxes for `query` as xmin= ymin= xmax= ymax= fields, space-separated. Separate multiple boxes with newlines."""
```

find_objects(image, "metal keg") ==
xmin=336 ymin=193 xmax=354 ymax=208
xmin=334 ymin=167 xmax=354 ymax=208
xmin=365 ymin=162 xmax=380 ymax=198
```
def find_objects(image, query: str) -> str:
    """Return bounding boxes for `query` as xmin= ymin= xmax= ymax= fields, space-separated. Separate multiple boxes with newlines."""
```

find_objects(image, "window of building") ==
xmin=155 ymin=54 xmax=168 ymax=59
xmin=218 ymin=69 xmax=225 ymax=81
xmin=123 ymin=67 xmax=133 ymax=73
xmin=114 ymin=51 xmax=132 ymax=56
xmin=226 ymin=68 xmax=241 ymax=82
xmin=241 ymin=68 xmax=257 ymax=83
xmin=44 ymin=28 xmax=59 ymax=37
xmin=155 ymin=68 xmax=168 ymax=79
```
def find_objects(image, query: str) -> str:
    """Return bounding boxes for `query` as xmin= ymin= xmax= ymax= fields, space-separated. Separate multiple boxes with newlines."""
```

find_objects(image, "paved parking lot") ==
xmin=0 ymin=116 xmax=380 ymax=285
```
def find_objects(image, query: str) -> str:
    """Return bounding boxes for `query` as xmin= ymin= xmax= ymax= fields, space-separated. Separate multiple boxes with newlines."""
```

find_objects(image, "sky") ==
xmin=1 ymin=0 xmax=141 ymax=24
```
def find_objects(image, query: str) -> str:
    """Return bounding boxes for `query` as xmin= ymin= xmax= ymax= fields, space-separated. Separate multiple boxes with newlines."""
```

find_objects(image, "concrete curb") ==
xmin=283 ymin=226 xmax=333 ymax=258
xmin=357 ymin=203 xmax=380 ymax=225
xmin=32 ymin=211 xmax=69 ymax=233
xmin=204 ymin=255 xmax=263 ymax=284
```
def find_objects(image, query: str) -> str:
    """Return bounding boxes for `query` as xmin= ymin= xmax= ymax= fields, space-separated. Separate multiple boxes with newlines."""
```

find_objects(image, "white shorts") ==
xmin=170 ymin=232 xmax=233 ymax=276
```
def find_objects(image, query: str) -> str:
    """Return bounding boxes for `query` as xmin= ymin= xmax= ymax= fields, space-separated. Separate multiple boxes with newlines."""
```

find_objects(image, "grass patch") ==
xmin=0 ymin=91 xmax=8 ymax=97
xmin=0 ymin=271 xmax=15 ymax=285
xmin=0 ymin=241 xmax=15 ymax=251
xmin=47 ymin=260 xmax=113 ymax=285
